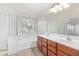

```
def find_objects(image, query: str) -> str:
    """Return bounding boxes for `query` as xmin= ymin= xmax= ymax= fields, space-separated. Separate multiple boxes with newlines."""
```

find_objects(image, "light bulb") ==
xmin=54 ymin=5 xmax=59 ymax=10
xmin=63 ymin=4 xmax=70 ymax=8
xmin=49 ymin=3 xmax=70 ymax=13
xmin=49 ymin=8 xmax=54 ymax=12
xmin=53 ymin=10 xmax=58 ymax=13
xmin=58 ymin=7 xmax=63 ymax=11
xmin=49 ymin=8 xmax=58 ymax=13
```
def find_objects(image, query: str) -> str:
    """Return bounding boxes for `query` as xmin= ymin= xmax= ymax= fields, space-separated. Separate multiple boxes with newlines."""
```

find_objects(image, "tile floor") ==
xmin=13 ymin=47 xmax=43 ymax=56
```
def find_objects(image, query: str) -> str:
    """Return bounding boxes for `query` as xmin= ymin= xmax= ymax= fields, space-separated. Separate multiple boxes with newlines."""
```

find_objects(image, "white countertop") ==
xmin=38 ymin=33 xmax=79 ymax=51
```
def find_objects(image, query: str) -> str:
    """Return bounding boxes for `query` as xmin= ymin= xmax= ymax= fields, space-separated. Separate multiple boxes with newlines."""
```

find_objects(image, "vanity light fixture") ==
xmin=49 ymin=3 xmax=70 ymax=13
xmin=50 ymin=8 xmax=58 ymax=13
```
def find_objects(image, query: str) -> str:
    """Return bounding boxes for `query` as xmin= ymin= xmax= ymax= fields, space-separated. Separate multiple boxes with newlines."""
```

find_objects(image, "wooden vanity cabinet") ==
xmin=42 ymin=46 xmax=47 ymax=56
xmin=37 ymin=36 xmax=42 ymax=51
xmin=37 ymin=36 xmax=57 ymax=56
xmin=41 ymin=38 xmax=48 ymax=55
xmin=57 ymin=50 xmax=68 ymax=56
xmin=57 ymin=43 xmax=79 ymax=56
xmin=42 ymin=38 xmax=48 ymax=43
xmin=42 ymin=38 xmax=48 ymax=47
xmin=37 ymin=36 xmax=79 ymax=56
xmin=48 ymin=50 xmax=56 ymax=56
xmin=48 ymin=40 xmax=57 ymax=56
xmin=37 ymin=36 xmax=48 ymax=55
xmin=48 ymin=40 xmax=56 ymax=48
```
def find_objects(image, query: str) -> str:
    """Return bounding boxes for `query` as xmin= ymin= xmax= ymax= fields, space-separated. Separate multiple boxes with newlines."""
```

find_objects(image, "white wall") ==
xmin=8 ymin=14 xmax=17 ymax=35
xmin=8 ymin=14 xmax=19 ymax=55
xmin=75 ymin=24 xmax=79 ymax=35
xmin=37 ymin=18 xmax=47 ymax=34
xmin=0 ymin=13 xmax=8 ymax=50
xmin=8 ymin=35 xmax=18 ymax=55
xmin=0 ymin=4 xmax=19 ymax=55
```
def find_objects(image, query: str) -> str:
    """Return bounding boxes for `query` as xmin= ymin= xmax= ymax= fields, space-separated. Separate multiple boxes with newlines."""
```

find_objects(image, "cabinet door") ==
xmin=48 ymin=40 xmax=56 ymax=48
xmin=42 ymin=46 xmax=47 ymax=56
xmin=42 ymin=38 xmax=47 ymax=43
xmin=58 ymin=43 xmax=79 ymax=56
xmin=37 ymin=38 xmax=42 ymax=51
xmin=38 ymin=40 xmax=41 ymax=47
xmin=48 ymin=44 xmax=56 ymax=54
xmin=48 ymin=50 xmax=56 ymax=56
xmin=42 ymin=42 xmax=47 ymax=47
xmin=38 ymin=36 xmax=42 ymax=41
xmin=37 ymin=36 xmax=41 ymax=46
xmin=57 ymin=50 xmax=68 ymax=56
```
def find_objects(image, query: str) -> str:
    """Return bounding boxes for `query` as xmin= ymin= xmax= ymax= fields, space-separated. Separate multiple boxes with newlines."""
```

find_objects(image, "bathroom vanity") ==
xmin=37 ymin=34 xmax=79 ymax=56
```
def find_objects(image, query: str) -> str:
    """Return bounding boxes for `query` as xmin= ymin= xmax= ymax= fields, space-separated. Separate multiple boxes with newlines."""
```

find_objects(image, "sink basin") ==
xmin=71 ymin=40 xmax=79 ymax=45
xmin=43 ymin=33 xmax=50 ymax=36
xmin=43 ymin=33 xmax=78 ymax=42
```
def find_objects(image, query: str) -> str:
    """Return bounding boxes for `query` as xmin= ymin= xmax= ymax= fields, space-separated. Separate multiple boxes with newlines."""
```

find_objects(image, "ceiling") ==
xmin=0 ymin=3 xmax=51 ymax=18
xmin=22 ymin=3 xmax=50 ymax=15
xmin=0 ymin=3 xmax=77 ymax=19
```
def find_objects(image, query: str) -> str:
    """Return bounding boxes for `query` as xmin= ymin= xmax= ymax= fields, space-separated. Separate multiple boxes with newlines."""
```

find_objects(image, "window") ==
xmin=21 ymin=18 xmax=35 ymax=32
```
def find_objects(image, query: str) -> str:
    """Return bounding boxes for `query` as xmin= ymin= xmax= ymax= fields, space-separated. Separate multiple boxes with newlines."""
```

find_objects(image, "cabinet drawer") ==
xmin=38 ymin=37 xmax=42 ymax=41
xmin=57 ymin=50 xmax=68 ymax=56
xmin=48 ymin=50 xmax=56 ymax=56
xmin=38 ymin=46 xmax=42 ymax=51
xmin=48 ymin=40 xmax=56 ymax=48
xmin=42 ymin=46 xmax=47 ymax=56
xmin=58 ymin=44 xmax=79 ymax=56
xmin=48 ymin=45 xmax=56 ymax=54
xmin=42 ymin=42 xmax=47 ymax=47
xmin=38 ymin=41 xmax=41 ymax=47
xmin=42 ymin=38 xmax=47 ymax=43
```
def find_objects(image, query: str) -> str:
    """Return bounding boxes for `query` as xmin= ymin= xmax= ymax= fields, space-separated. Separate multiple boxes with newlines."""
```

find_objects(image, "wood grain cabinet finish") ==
xmin=38 ymin=41 xmax=41 ymax=47
xmin=37 ymin=36 xmax=79 ymax=56
xmin=42 ymin=38 xmax=48 ymax=48
xmin=48 ymin=44 xmax=56 ymax=54
xmin=38 ymin=36 xmax=42 ymax=41
xmin=57 ymin=50 xmax=68 ymax=56
xmin=37 ymin=39 xmax=41 ymax=46
xmin=37 ymin=36 xmax=42 ymax=51
xmin=48 ymin=40 xmax=56 ymax=48
xmin=42 ymin=46 xmax=47 ymax=56
xmin=42 ymin=38 xmax=48 ymax=43
xmin=48 ymin=50 xmax=56 ymax=56
xmin=57 ymin=43 xmax=79 ymax=56
xmin=42 ymin=42 xmax=47 ymax=47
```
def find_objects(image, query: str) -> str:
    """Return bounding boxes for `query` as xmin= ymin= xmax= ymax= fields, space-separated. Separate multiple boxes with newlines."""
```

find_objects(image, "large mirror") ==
xmin=64 ymin=17 xmax=79 ymax=36
xmin=47 ymin=16 xmax=79 ymax=36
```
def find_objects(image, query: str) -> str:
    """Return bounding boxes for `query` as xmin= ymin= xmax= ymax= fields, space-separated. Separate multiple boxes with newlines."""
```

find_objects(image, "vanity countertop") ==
xmin=38 ymin=33 xmax=79 ymax=51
